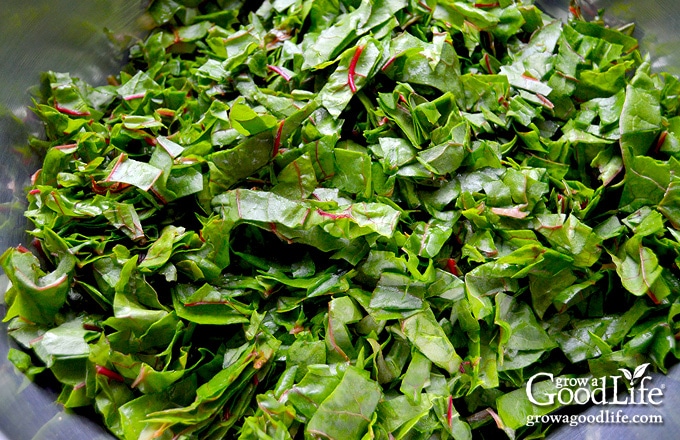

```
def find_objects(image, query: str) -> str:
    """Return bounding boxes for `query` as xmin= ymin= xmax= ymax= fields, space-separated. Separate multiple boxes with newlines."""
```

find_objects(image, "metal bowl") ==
xmin=0 ymin=3 xmax=147 ymax=438
xmin=1 ymin=1 xmax=679 ymax=439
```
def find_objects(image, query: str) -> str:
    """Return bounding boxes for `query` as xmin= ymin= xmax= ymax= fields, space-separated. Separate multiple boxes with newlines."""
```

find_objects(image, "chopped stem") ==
xmin=348 ymin=45 xmax=365 ymax=93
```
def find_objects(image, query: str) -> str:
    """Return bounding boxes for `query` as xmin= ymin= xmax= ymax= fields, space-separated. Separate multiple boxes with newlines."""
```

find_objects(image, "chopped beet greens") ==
xmin=3 ymin=1 xmax=680 ymax=439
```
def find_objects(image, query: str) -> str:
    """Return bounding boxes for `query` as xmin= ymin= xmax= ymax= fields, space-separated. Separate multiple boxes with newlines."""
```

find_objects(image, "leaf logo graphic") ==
xmin=618 ymin=363 xmax=650 ymax=386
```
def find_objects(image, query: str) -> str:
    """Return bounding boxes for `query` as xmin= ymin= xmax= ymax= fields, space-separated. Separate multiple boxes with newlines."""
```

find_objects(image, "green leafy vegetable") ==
xmin=3 ymin=1 xmax=680 ymax=439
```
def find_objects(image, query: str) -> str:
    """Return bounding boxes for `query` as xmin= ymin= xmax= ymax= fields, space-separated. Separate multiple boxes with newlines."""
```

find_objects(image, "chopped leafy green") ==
xmin=3 ymin=1 xmax=680 ymax=439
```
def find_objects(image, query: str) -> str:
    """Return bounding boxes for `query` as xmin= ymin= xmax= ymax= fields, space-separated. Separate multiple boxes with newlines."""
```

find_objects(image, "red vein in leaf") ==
xmin=381 ymin=56 xmax=397 ymax=71
xmin=270 ymin=222 xmax=293 ymax=243
xmin=273 ymin=120 xmax=285 ymax=157
xmin=491 ymin=206 xmax=528 ymax=219
xmin=624 ymin=42 xmax=640 ymax=54
xmin=50 ymin=191 xmax=66 ymax=215
xmin=184 ymin=300 xmax=231 ymax=307
xmin=447 ymin=396 xmax=454 ymax=427
xmin=536 ymin=93 xmax=554 ymax=109
xmin=557 ymin=194 xmax=567 ymax=212
xmin=629 ymin=167 xmax=666 ymax=192
xmin=327 ymin=304 xmax=350 ymax=362
xmin=639 ymin=246 xmax=661 ymax=305
xmin=316 ymin=208 xmax=352 ymax=220
xmin=106 ymin=154 xmax=126 ymax=182
xmin=313 ymin=140 xmax=331 ymax=180
xmin=28 ymin=335 xmax=44 ymax=345
xmin=474 ymin=2 xmax=500 ymax=8
xmin=348 ymin=45 xmax=364 ymax=94
xmin=417 ymin=1 xmax=432 ymax=12
xmin=536 ymin=217 xmax=563 ymax=231
xmin=54 ymin=102 xmax=90 ymax=117
xmin=150 ymin=186 xmax=168 ymax=205
xmin=293 ymin=160 xmax=304 ymax=198
xmin=267 ymin=64 xmax=292 ymax=82
xmin=124 ymin=92 xmax=146 ymax=101
xmin=556 ymin=71 xmax=579 ymax=82
xmin=483 ymin=53 xmax=494 ymax=74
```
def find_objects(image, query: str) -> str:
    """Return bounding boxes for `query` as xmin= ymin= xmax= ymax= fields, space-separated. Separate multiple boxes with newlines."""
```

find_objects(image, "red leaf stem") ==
xmin=95 ymin=365 xmax=125 ymax=382
xmin=474 ymin=2 xmax=499 ymax=8
xmin=447 ymin=396 xmax=454 ymax=427
xmin=267 ymin=64 xmax=292 ymax=82
xmin=273 ymin=120 xmax=285 ymax=157
xmin=348 ymin=45 xmax=365 ymax=94
xmin=54 ymin=102 xmax=90 ymax=117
